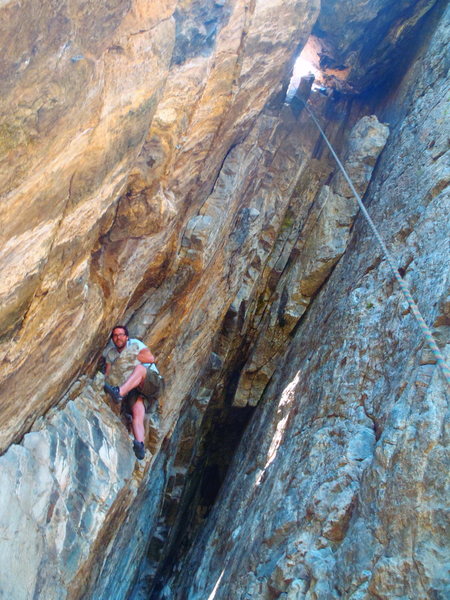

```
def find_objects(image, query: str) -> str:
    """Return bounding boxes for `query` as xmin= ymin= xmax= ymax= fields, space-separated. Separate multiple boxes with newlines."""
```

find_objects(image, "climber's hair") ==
xmin=111 ymin=325 xmax=129 ymax=339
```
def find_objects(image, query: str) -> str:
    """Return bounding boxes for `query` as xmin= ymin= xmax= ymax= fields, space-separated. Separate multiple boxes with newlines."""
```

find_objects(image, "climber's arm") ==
xmin=137 ymin=347 xmax=155 ymax=364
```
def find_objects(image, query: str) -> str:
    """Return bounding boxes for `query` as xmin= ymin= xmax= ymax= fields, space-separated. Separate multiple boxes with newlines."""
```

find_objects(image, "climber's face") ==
xmin=111 ymin=327 xmax=128 ymax=351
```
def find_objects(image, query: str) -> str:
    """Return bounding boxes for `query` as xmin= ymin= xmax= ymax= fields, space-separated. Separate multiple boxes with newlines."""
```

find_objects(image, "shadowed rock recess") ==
xmin=0 ymin=1 xmax=448 ymax=599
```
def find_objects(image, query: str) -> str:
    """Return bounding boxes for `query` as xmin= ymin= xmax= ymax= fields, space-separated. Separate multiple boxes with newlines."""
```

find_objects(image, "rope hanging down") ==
xmin=302 ymin=100 xmax=450 ymax=388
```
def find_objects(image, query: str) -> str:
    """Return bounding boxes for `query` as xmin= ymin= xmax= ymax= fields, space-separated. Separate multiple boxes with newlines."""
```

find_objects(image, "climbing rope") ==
xmin=302 ymin=99 xmax=450 ymax=388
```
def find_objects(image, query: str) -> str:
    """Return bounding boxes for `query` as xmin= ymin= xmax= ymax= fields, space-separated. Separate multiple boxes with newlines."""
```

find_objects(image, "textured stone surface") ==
xmin=0 ymin=1 xmax=448 ymax=599
xmin=125 ymin=102 xmax=322 ymax=423
xmin=232 ymin=114 xmax=389 ymax=407
xmin=0 ymin=376 xmax=140 ymax=600
xmin=162 ymin=6 xmax=450 ymax=598
xmin=0 ymin=1 xmax=320 ymax=596
xmin=314 ymin=0 xmax=440 ymax=92
xmin=0 ymin=0 xmax=318 ymax=456
xmin=0 ymin=0 xmax=177 ymax=453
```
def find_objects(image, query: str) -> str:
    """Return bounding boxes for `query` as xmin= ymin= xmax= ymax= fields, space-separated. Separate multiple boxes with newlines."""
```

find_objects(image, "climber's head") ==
xmin=111 ymin=325 xmax=129 ymax=351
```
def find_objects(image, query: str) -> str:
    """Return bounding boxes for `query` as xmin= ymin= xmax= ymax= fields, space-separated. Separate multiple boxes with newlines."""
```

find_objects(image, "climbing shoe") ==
xmin=133 ymin=440 xmax=145 ymax=460
xmin=104 ymin=383 xmax=123 ymax=404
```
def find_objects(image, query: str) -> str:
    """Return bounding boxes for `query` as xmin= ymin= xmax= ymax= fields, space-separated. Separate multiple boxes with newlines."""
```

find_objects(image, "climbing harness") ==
xmin=301 ymin=99 xmax=450 ymax=388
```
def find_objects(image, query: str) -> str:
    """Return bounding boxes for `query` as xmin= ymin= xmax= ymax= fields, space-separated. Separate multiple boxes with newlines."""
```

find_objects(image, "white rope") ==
xmin=302 ymin=100 xmax=450 ymax=387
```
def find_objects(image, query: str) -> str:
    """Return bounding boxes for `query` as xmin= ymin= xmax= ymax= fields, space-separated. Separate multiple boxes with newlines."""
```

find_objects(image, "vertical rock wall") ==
xmin=163 ymin=5 xmax=450 ymax=598
xmin=1 ymin=1 xmax=321 ymax=597
xmin=0 ymin=0 xmax=319 ymax=454
xmin=0 ymin=1 xmax=447 ymax=599
xmin=0 ymin=0 xmax=177 ymax=452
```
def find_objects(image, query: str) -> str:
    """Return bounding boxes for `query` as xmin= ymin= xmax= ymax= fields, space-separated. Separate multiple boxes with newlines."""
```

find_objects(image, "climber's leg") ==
xmin=119 ymin=364 xmax=147 ymax=397
xmin=131 ymin=397 xmax=145 ymax=443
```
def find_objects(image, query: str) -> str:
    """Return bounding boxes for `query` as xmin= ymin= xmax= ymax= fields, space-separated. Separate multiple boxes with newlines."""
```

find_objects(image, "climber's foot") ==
xmin=133 ymin=440 xmax=145 ymax=460
xmin=104 ymin=383 xmax=123 ymax=404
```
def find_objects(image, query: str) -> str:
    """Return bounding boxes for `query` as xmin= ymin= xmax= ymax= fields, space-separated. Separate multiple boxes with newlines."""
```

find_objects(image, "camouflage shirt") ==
xmin=103 ymin=338 xmax=153 ymax=386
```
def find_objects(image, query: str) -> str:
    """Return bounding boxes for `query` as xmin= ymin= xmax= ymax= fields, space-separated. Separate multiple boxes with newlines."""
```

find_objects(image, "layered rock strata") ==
xmin=0 ymin=0 xmax=447 ymax=599
xmin=0 ymin=376 xmax=137 ymax=600
xmin=231 ymin=114 xmax=389 ymax=408
xmin=0 ymin=0 xmax=320 ymax=453
xmin=1 ymin=0 xmax=439 ymax=452
xmin=160 ymin=5 xmax=450 ymax=598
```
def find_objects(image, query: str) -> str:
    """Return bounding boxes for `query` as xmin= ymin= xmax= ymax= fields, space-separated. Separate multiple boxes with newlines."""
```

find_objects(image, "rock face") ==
xmin=313 ymin=0 xmax=440 ymax=92
xmin=160 ymin=5 xmax=450 ymax=599
xmin=0 ymin=0 xmax=177 ymax=452
xmin=0 ymin=376 xmax=137 ymax=600
xmin=0 ymin=0 xmax=448 ymax=599
xmin=0 ymin=0 xmax=319 ymax=455
xmin=231 ymin=114 xmax=389 ymax=408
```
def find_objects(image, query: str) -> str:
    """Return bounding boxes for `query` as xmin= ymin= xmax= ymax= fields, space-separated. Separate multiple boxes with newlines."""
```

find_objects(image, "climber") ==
xmin=103 ymin=325 xmax=163 ymax=460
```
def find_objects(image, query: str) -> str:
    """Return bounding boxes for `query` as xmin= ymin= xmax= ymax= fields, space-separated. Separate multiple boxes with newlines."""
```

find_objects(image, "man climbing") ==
xmin=103 ymin=325 xmax=162 ymax=460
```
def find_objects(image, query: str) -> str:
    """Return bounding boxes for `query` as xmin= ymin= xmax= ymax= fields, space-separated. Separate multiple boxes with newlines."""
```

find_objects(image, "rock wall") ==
xmin=0 ymin=0 xmax=177 ymax=450
xmin=161 ymin=4 xmax=450 ymax=598
xmin=0 ymin=0 xmax=448 ymax=599
xmin=0 ymin=0 xmax=319 ymax=453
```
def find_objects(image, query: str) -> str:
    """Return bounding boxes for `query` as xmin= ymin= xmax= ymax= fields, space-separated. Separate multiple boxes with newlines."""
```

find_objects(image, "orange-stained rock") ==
xmin=0 ymin=0 xmax=319 ymax=453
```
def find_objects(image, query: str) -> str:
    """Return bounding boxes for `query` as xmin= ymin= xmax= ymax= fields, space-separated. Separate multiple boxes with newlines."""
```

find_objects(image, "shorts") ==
xmin=122 ymin=390 xmax=151 ymax=416
xmin=138 ymin=367 xmax=162 ymax=400
xmin=122 ymin=367 xmax=161 ymax=416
